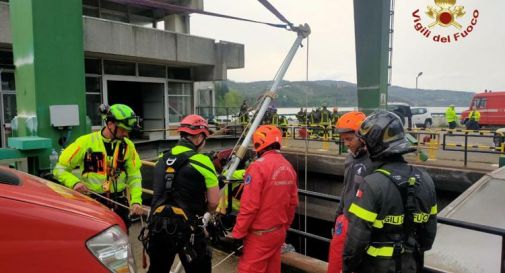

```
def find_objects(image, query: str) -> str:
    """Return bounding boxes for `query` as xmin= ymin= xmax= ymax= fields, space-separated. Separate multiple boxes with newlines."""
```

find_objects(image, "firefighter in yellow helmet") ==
xmin=53 ymin=104 xmax=143 ymax=227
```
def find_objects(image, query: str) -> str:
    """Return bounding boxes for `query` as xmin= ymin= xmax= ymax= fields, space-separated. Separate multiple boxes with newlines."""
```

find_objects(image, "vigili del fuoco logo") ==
xmin=412 ymin=0 xmax=479 ymax=43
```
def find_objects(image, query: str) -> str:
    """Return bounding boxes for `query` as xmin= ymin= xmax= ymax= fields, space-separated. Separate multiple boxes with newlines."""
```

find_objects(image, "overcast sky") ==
xmin=190 ymin=0 xmax=505 ymax=92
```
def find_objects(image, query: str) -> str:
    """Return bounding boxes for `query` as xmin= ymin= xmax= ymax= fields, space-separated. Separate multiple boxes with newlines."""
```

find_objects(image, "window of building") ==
xmin=104 ymin=60 xmax=136 ymax=76
xmin=167 ymin=67 xmax=191 ymax=81
xmin=85 ymin=77 xmax=102 ymax=126
xmin=168 ymin=82 xmax=192 ymax=123
xmin=1 ymin=71 xmax=15 ymax=91
xmin=138 ymin=63 xmax=166 ymax=78
xmin=85 ymin=58 xmax=102 ymax=75
xmin=0 ymin=51 xmax=14 ymax=69
xmin=2 ymin=93 xmax=16 ymax=123
xmin=197 ymin=88 xmax=213 ymax=119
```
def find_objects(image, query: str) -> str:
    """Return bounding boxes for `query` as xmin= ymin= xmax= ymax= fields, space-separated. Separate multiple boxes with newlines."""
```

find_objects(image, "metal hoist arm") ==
xmin=224 ymin=24 xmax=311 ymax=179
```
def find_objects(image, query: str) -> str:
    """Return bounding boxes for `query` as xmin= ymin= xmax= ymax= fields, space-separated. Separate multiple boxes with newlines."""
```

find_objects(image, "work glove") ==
xmin=73 ymin=182 xmax=89 ymax=194
xmin=232 ymin=238 xmax=244 ymax=256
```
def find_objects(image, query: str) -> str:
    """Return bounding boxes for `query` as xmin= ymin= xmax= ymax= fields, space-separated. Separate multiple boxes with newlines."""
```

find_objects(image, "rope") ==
xmin=87 ymin=190 xmax=150 ymax=215
xmin=257 ymin=0 xmax=294 ymax=27
xmin=212 ymin=245 xmax=243 ymax=269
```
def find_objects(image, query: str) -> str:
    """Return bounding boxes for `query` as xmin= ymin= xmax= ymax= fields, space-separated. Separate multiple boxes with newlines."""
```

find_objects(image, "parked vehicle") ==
xmin=411 ymin=107 xmax=433 ymax=128
xmin=0 ymin=166 xmax=135 ymax=273
xmin=388 ymin=102 xmax=413 ymax=128
xmin=461 ymin=91 xmax=505 ymax=128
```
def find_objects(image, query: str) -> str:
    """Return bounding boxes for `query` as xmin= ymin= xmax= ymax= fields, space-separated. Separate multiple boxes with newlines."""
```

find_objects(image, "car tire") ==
xmin=424 ymin=120 xmax=432 ymax=128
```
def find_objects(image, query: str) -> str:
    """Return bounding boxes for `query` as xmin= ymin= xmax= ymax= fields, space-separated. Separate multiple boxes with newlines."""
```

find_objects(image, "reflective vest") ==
xmin=271 ymin=113 xmax=279 ymax=126
xmin=469 ymin=110 xmax=481 ymax=122
xmin=53 ymin=131 xmax=142 ymax=205
xmin=320 ymin=110 xmax=331 ymax=125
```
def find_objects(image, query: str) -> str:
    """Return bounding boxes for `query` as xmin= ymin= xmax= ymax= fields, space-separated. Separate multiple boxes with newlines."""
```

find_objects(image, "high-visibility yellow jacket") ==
xmin=53 ymin=131 xmax=142 ymax=205
xmin=445 ymin=107 xmax=457 ymax=123
xmin=217 ymin=169 xmax=245 ymax=214
xmin=469 ymin=110 xmax=481 ymax=122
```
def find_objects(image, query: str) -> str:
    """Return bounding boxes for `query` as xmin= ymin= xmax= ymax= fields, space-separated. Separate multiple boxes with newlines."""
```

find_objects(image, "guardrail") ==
xmin=294 ymin=189 xmax=505 ymax=273
xmin=140 ymin=161 xmax=505 ymax=272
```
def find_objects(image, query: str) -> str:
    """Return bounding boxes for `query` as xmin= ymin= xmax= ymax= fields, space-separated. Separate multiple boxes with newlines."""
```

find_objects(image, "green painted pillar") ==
xmin=354 ymin=0 xmax=391 ymax=114
xmin=9 ymin=0 xmax=88 ymax=171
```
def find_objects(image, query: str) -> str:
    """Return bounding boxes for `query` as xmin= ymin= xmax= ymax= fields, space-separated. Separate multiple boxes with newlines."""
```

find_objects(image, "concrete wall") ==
xmin=0 ymin=3 xmax=11 ymax=46
xmin=0 ymin=3 xmax=244 ymax=81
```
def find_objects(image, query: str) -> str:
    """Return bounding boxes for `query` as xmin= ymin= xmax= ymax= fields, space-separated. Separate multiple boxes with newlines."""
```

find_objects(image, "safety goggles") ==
xmin=118 ymin=116 xmax=141 ymax=131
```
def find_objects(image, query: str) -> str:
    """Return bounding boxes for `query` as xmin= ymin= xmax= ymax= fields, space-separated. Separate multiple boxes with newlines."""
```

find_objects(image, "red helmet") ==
xmin=253 ymin=125 xmax=282 ymax=152
xmin=336 ymin=111 xmax=366 ymax=133
xmin=177 ymin=114 xmax=210 ymax=137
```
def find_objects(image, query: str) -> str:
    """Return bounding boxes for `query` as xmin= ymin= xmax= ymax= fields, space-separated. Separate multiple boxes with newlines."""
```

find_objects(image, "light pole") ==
xmin=416 ymin=72 xmax=423 ymax=89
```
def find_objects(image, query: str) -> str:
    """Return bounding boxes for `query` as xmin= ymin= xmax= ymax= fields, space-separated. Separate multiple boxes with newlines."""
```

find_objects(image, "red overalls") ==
xmin=232 ymin=150 xmax=298 ymax=273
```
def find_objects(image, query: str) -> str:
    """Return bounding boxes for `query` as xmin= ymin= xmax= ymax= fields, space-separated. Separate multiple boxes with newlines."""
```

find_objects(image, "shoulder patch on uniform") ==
xmin=244 ymin=174 xmax=252 ymax=185
xmin=356 ymin=189 xmax=363 ymax=198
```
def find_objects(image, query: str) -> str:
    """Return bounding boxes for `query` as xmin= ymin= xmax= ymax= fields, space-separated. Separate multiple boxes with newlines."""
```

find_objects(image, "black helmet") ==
xmin=357 ymin=111 xmax=416 ymax=160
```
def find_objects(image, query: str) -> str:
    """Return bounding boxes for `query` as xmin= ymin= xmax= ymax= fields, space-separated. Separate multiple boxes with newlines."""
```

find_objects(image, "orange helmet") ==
xmin=252 ymin=125 xmax=282 ymax=152
xmin=336 ymin=111 xmax=366 ymax=133
xmin=177 ymin=114 xmax=210 ymax=137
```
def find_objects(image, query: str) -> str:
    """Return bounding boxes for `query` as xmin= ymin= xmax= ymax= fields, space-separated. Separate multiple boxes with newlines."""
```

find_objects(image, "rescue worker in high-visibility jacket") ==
xmin=343 ymin=111 xmax=437 ymax=273
xmin=148 ymin=114 xmax=219 ymax=273
xmin=466 ymin=105 xmax=481 ymax=130
xmin=445 ymin=104 xmax=457 ymax=129
xmin=53 ymin=104 xmax=143 ymax=227
xmin=216 ymin=169 xmax=245 ymax=214
xmin=327 ymin=111 xmax=380 ymax=273
xmin=232 ymin=125 xmax=298 ymax=273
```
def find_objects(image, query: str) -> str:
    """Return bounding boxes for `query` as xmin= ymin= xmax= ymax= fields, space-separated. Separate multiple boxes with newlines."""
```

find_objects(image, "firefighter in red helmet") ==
xmin=147 ymin=114 xmax=219 ymax=273
xmin=232 ymin=125 xmax=298 ymax=273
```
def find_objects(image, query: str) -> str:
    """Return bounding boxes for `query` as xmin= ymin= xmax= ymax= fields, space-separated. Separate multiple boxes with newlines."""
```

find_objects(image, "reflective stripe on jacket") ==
xmin=343 ymin=160 xmax=437 ymax=273
xmin=53 ymin=131 xmax=142 ymax=204
xmin=336 ymin=150 xmax=380 ymax=218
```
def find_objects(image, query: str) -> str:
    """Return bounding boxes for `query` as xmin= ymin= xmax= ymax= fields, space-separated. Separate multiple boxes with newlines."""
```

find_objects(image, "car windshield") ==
xmin=412 ymin=108 xmax=426 ymax=115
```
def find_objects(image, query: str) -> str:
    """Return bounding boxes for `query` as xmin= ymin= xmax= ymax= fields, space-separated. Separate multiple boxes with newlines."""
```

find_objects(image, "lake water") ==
xmin=277 ymin=106 xmax=468 ymax=115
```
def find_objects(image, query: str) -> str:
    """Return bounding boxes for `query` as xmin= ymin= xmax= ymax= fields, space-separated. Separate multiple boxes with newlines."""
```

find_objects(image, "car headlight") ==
xmin=86 ymin=225 xmax=136 ymax=273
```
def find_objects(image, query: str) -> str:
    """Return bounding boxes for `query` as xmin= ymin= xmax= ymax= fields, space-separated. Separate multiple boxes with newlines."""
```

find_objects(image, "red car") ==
xmin=0 ymin=166 xmax=136 ymax=273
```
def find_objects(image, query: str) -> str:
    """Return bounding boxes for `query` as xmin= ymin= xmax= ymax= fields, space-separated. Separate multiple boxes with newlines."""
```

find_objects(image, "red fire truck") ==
xmin=461 ymin=91 xmax=505 ymax=128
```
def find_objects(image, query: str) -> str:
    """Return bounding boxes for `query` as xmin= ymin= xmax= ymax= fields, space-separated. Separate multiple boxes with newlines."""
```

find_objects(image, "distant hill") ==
xmin=216 ymin=80 xmax=474 ymax=108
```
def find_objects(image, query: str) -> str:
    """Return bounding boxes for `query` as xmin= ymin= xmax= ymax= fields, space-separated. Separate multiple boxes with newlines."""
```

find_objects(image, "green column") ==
xmin=354 ymin=0 xmax=391 ymax=114
xmin=9 ymin=0 xmax=88 ymax=171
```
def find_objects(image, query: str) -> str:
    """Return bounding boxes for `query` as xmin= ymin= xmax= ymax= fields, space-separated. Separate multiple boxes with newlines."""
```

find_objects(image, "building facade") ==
xmin=0 ymin=0 xmax=244 ymax=147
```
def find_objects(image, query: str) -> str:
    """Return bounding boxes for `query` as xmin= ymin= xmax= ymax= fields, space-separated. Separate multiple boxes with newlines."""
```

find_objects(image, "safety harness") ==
xmin=140 ymin=147 xmax=211 ymax=265
xmin=84 ymin=140 xmax=128 ymax=210
xmin=375 ymin=165 xmax=423 ymax=273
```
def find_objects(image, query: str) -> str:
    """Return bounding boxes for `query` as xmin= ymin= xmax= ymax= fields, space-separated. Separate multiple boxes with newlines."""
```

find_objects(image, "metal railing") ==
xmin=140 ymin=159 xmax=505 ymax=272
xmin=292 ymin=188 xmax=505 ymax=273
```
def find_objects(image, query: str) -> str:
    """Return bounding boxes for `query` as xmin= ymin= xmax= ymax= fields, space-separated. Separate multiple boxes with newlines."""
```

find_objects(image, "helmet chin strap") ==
xmin=106 ymin=122 xmax=120 ymax=141
xmin=184 ymin=134 xmax=205 ymax=150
